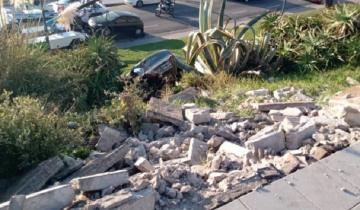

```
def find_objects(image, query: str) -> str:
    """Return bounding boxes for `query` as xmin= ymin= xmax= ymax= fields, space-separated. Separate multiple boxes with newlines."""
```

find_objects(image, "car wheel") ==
xmin=69 ymin=39 xmax=81 ymax=49
xmin=136 ymin=0 xmax=143 ymax=7
xmin=135 ymin=28 xmax=144 ymax=37
xmin=101 ymin=27 xmax=112 ymax=37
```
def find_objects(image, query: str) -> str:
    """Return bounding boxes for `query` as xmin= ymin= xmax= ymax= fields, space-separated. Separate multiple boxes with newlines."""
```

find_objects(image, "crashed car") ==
xmin=128 ymin=49 xmax=193 ymax=100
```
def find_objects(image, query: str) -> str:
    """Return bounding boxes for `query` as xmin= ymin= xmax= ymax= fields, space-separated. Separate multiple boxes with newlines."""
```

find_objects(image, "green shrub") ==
xmin=0 ymin=92 xmax=82 ymax=178
xmin=0 ymin=31 xmax=123 ymax=112
xmin=98 ymin=85 xmax=145 ymax=134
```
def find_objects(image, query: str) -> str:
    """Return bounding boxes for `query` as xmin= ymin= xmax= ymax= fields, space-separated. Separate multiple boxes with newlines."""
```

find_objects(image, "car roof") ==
xmin=109 ymin=11 xmax=140 ymax=18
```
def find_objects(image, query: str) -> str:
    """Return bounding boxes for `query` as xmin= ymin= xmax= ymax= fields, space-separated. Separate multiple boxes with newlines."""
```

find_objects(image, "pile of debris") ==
xmin=1 ymin=84 xmax=360 ymax=210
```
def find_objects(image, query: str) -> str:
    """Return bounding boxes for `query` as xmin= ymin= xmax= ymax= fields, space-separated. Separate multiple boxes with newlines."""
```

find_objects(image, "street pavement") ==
xmin=104 ymin=0 xmax=322 ymax=47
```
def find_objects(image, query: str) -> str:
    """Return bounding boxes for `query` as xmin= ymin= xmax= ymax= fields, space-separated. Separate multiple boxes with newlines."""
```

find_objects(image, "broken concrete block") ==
xmin=245 ymin=88 xmax=270 ymax=97
xmin=156 ymin=126 xmax=175 ymax=139
xmin=185 ymin=108 xmax=211 ymax=124
xmin=285 ymin=121 xmax=316 ymax=150
xmin=54 ymin=155 xmax=84 ymax=180
xmin=310 ymin=146 xmax=329 ymax=160
xmin=65 ymin=144 xmax=130 ymax=182
xmin=343 ymin=106 xmax=360 ymax=127
xmin=134 ymin=157 xmax=155 ymax=172
xmin=217 ymin=141 xmax=250 ymax=160
xmin=216 ymin=127 xmax=238 ymax=141
xmin=254 ymin=102 xmax=316 ymax=112
xmin=281 ymin=107 xmax=303 ymax=117
xmin=9 ymin=195 xmax=25 ymax=210
xmin=71 ymin=170 xmax=128 ymax=192
xmin=279 ymin=116 xmax=301 ymax=133
xmin=0 ymin=185 xmax=75 ymax=210
xmin=210 ymin=112 xmax=234 ymax=121
xmin=86 ymin=187 xmax=155 ymax=210
xmin=188 ymin=138 xmax=208 ymax=165
xmin=168 ymin=87 xmax=197 ymax=103
xmin=146 ymin=97 xmax=185 ymax=127
xmin=4 ymin=156 xmax=64 ymax=200
xmin=246 ymin=130 xmax=285 ymax=153
xmin=207 ymin=172 xmax=227 ymax=185
xmin=277 ymin=153 xmax=300 ymax=175
xmin=207 ymin=135 xmax=225 ymax=149
xmin=96 ymin=126 xmax=129 ymax=152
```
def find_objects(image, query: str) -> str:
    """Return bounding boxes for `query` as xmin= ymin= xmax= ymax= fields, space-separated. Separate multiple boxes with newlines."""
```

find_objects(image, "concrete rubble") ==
xmin=2 ymin=86 xmax=360 ymax=210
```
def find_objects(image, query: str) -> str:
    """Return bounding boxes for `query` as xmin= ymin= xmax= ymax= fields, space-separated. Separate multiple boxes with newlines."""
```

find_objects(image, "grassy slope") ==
xmin=118 ymin=39 xmax=186 ymax=74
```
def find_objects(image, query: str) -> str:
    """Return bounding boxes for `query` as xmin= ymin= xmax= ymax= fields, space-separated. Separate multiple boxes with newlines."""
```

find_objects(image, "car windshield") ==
xmin=142 ymin=51 xmax=171 ymax=68
xmin=104 ymin=11 xmax=119 ymax=21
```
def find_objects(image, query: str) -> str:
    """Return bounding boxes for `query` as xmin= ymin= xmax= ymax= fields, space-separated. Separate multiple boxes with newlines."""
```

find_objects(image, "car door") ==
xmin=112 ymin=16 xmax=127 ymax=34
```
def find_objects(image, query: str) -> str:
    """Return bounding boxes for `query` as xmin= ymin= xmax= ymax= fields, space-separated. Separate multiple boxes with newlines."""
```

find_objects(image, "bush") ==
xmin=98 ymin=85 xmax=145 ymax=134
xmin=0 ymin=31 xmax=123 ymax=112
xmin=262 ymin=3 xmax=360 ymax=72
xmin=0 ymin=92 xmax=82 ymax=178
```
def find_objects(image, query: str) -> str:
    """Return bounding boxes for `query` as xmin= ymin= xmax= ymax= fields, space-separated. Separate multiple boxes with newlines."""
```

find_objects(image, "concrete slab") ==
xmin=240 ymin=179 xmax=319 ymax=210
xmin=216 ymin=199 xmax=248 ymax=210
xmin=283 ymin=163 xmax=360 ymax=210
xmin=319 ymin=148 xmax=360 ymax=187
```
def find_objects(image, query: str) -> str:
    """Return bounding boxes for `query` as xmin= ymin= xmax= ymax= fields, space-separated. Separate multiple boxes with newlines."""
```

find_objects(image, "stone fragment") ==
xmin=254 ymin=102 xmax=316 ymax=112
xmin=245 ymin=88 xmax=270 ymax=97
xmin=86 ymin=187 xmax=155 ymax=210
xmin=140 ymin=123 xmax=159 ymax=141
xmin=211 ymin=155 xmax=222 ymax=171
xmin=0 ymin=185 xmax=75 ymax=210
xmin=310 ymin=146 xmax=329 ymax=160
xmin=210 ymin=112 xmax=234 ymax=121
xmin=217 ymin=141 xmax=250 ymax=159
xmin=134 ymin=157 xmax=155 ymax=173
xmin=146 ymin=97 xmax=185 ymax=127
xmin=279 ymin=116 xmax=301 ymax=133
xmin=273 ymin=87 xmax=296 ymax=100
xmin=277 ymin=153 xmax=300 ymax=175
xmin=289 ymin=92 xmax=313 ymax=102
xmin=4 ymin=156 xmax=64 ymax=199
xmin=216 ymin=127 xmax=238 ymax=141
xmin=207 ymin=172 xmax=227 ymax=185
xmin=55 ymin=155 xmax=84 ymax=180
xmin=207 ymin=135 xmax=225 ymax=149
xmin=96 ymin=126 xmax=129 ymax=152
xmin=159 ymin=144 xmax=181 ymax=160
xmin=185 ymin=108 xmax=211 ymax=124
xmin=9 ymin=195 xmax=25 ymax=210
xmin=182 ymin=103 xmax=197 ymax=110
xmin=155 ymin=126 xmax=175 ymax=139
xmin=346 ymin=77 xmax=360 ymax=86
xmin=281 ymin=107 xmax=303 ymax=117
xmin=285 ymin=120 xmax=316 ymax=150
xmin=343 ymin=107 xmax=360 ymax=127
xmin=168 ymin=87 xmax=197 ymax=103
xmin=188 ymin=138 xmax=208 ymax=165
xmin=246 ymin=130 xmax=285 ymax=153
xmin=65 ymin=144 xmax=130 ymax=182
xmin=71 ymin=170 xmax=128 ymax=192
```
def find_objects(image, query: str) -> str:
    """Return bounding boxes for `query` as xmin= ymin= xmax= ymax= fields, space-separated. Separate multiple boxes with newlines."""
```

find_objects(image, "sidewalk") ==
xmin=217 ymin=142 xmax=360 ymax=210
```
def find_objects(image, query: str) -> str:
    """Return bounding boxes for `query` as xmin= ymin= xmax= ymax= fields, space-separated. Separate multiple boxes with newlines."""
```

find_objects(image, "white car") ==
xmin=125 ymin=0 xmax=159 ymax=7
xmin=28 ymin=31 xmax=87 ymax=49
xmin=7 ymin=4 xmax=57 ymax=22
xmin=46 ymin=0 xmax=107 ymax=15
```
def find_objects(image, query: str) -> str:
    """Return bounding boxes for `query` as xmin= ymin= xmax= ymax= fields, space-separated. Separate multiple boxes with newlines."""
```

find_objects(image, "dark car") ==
xmin=129 ymin=50 xmax=193 ymax=100
xmin=88 ymin=11 xmax=144 ymax=37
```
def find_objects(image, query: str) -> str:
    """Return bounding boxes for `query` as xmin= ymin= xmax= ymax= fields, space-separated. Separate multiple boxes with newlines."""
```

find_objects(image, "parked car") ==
xmin=8 ymin=4 xmax=57 ymax=22
xmin=0 ymin=8 xmax=14 ymax=30
xmin=46 ymin=0 xmax=107 ymax=16
xmin=27 ymin=30 xmax=87 ymax=49
xmin=87 ymin=11 xmax=144 ymax=37
xmin=125 ymin=0 xmax=159 ymax=7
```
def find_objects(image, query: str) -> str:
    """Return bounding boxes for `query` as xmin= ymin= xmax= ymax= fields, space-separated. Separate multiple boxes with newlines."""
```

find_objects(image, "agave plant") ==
xmin=322 ymin=3 xmax=360 ymax=39
xmin=183 ymin=0 xmax=285 ymax=75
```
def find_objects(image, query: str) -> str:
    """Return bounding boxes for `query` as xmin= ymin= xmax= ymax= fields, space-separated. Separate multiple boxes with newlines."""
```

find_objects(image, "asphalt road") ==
xmin=105 ymin=0 xmax=320 ymax=46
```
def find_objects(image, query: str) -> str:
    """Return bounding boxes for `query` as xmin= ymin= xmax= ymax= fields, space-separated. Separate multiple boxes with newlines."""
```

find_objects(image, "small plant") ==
xmin=183 ymin=0 xmax=284 ymax=75
xmin=0 ymin=91 xmax=82 ymax=178
xmin=99 ymin=84 xmax=145 ymax=134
